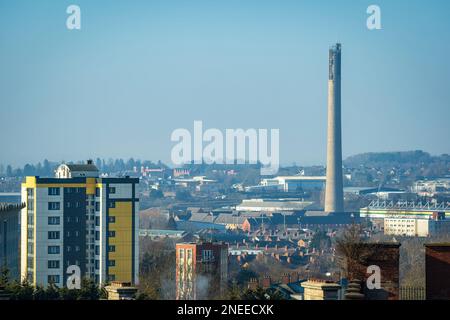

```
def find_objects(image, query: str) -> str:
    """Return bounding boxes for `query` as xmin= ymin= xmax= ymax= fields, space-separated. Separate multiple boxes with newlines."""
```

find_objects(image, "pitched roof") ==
xmin=65 ymin=164 xmax=99 ymax=172
xmin=214 ymin=214 xmax=248 ymax=225
xmin=189 ymin=212 xmax=215 ymax=223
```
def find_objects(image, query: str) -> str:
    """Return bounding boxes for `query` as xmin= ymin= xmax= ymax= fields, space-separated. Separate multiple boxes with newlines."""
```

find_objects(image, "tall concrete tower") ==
xmin=324 ymin=43 xmax=344 ymax=213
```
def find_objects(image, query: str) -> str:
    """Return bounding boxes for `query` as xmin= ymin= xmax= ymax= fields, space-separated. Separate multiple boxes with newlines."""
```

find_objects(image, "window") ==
xmin=108 ymin=201 xmax=116 ymax=209
xmin=95 ymin=217 xmax=100 ymax=226
xmin=48 ymin=202 xmax=60 ymax=210
xmin=65 ymin=187 xmax=75 ymax=194
xmin=27 ymin=257 xmax=34 ymax=269
xmin=48 ymin=275 xmax=60 ymax=284
xmin=108 ymin=216 xmax=116 ymax=223
xmin=109 ymin=187 xmax=116 ymax=194
xmin=202 ymin=250 xmax=213 ymax=262
xmin=108 ymin=245 xmax=116 ymax=252
xmin=95 ymin=188 xmax=100 ymax=197
xmin=108 ymin=231 xmax=116 ymax=238
xmin=48 ymin=260 xmax=60 ymax=269
xmin=48 ymin=187 xmax=60 ymax=196
xmin=48 ymin=246 xmax=60 ymax=254
xmin=109 ymin=275 xmax=116 ymax=281
xmin=95 ymin=245 xmax=100 ymax=255
xmin=95 ymin=260 xmax=100 ymax=270
xmin=108 ymin=260 xmax=116 ymax=267
xmin=95 ymin=202 xmax=100 ymax=212
xmin=48 ymin=216 xmax=60 ymax=225
xmin=95 ymin=231 xmax=100 ymax=241
xmin=48 ymin=231 xmax=60 ymax=240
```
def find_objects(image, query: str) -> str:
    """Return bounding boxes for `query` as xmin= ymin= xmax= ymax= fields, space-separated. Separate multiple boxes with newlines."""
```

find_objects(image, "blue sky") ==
xmin=0 ymin=0 xmax=449 ymax=166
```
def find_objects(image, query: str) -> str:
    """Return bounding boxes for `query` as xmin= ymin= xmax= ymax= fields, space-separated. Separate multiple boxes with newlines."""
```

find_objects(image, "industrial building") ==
xmin=20 ymin=161 xmax=139 ymax=287
xmin=384 ymin=212 xmax=450 ymax=237
xmin=361 ymin=200 xmax=450 ymax=219
xmin=258 ymin=176 xmax=326 ymax=192
xmin=235 ymin=199 xmax=314 ymax=213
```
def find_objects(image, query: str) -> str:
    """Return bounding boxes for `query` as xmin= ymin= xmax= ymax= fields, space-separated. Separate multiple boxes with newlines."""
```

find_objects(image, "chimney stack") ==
xmin=324 ymin=43 xmax=344 ymax=213
xmin=262 ymin=275 xmax=272 ymax=289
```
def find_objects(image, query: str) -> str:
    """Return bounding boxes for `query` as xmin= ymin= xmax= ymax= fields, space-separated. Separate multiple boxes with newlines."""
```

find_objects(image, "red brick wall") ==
xmin=425 ymin=244 xmax=450 ymax=300
xmin=347 ymin=243 xmax=400 ymax=300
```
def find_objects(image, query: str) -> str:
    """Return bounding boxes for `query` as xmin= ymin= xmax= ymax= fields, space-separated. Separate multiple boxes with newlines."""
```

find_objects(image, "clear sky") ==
xmin=1 ymin=0 xmax=449 ymax=167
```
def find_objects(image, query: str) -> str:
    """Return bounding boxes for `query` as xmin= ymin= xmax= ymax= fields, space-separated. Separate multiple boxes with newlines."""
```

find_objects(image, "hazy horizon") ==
xmin=2 ymin=149 xmax=448 ymax=170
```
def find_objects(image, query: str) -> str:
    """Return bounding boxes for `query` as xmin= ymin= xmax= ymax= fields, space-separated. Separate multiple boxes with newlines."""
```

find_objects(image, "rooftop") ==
xmin=64 ymin=163 xmax=99 ymax=172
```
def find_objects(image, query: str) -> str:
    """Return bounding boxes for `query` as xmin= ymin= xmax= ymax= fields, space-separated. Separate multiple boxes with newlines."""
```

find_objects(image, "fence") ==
xmin=399 ymin=287 xmax=426 ymax=300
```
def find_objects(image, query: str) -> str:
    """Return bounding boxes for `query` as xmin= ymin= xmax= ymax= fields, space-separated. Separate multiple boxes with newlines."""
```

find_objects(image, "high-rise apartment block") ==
xmin=20 ymin=161 xmax=139 ymax=287
xmin=0 ymin=202 xmax=25 ymax=281
xmin=176 ymin=242 xmax=228 ymax=300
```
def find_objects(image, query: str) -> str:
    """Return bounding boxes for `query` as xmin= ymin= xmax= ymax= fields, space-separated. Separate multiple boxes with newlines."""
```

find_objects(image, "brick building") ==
xmin=175 ymin=242 xmax=228 ymax=300
xmin=346 ymin=243 xmax=401 ymax=300
xmin=425 ymin=243 xmax=450 ymax=300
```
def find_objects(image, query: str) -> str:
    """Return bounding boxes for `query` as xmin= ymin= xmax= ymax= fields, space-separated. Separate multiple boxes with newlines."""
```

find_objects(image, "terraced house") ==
xmin=20 ymin=160 xmax=139 ymax=287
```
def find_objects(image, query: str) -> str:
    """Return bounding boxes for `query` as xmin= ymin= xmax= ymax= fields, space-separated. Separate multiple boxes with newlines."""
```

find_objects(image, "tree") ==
xmin=6 ymin=165 xmax=12 ymax=177
xmin=166 ymin=216 xmax=177 ymax=230
xmin=222 ymin=281 xmax=243 ymax=300
xmin=0 ymin=267 xmax=10 ymax=288
xmin=45 ymin=283 xmax=60 ymax=300
xmin=138 ymin=239 xmax=176 ymax=299
xmin=59 ymin=286 xmax=80 ymax=300
xmin=43 ymin=159 xmax=53 ymax=176
xmin=33 ymin=285 xmax=47 ymax=300
xmin=149 ymin=189 xmax=164 ymax=199
xmin=23 ymin=164 xmax=36 ymax=176
xmin=241 ymin=287 xmax=285 ymax=300
xmin=310 ymin=230 xmax=331 ymax=250
xmin=175 ymin=190 xmax=192 ymax=201
xmin=8 ymin=280 xmax=34 ymax=300
xmin=78 ymin=278 xmax=100 ymax=300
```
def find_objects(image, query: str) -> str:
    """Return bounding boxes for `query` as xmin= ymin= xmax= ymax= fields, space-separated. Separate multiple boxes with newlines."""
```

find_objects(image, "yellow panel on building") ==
xmin=108 ymin=201 xmax=133 ymax=283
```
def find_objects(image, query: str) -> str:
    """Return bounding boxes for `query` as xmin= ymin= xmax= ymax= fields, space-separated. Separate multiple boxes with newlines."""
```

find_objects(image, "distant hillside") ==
xmin=344 ymin=150 xmax=436 ymax=167
xmin=343 ymin=150 xmax=450 ymax=180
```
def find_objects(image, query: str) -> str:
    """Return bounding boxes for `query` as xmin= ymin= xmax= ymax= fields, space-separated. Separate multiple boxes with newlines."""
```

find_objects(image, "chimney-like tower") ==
xmin=324 ymin=43 xmax=344 ymax=213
